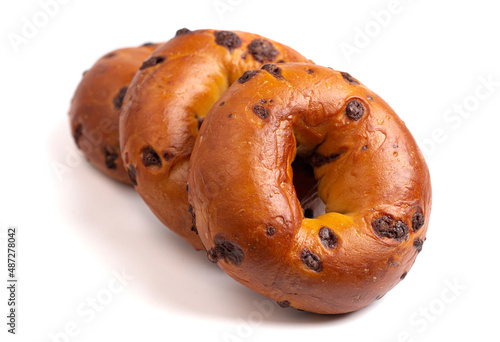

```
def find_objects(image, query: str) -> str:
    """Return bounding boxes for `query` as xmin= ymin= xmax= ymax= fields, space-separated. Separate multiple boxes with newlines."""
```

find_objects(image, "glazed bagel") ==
xmin=69 ymin=43 xmax=159 ymax=183
xmin=188 ymin=63 xmax=432 ymax=314
xmin=120 ymin=29 xmax=311 ymax=250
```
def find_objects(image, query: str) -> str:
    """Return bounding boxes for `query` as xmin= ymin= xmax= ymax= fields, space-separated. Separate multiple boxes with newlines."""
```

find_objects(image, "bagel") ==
xmin=120 ymin=29 xmax=311 ymax=250
xmin=69 ymin=43 xmax=159 ymax=183
xmin=187 ymin=63 xmax=432 ymax=314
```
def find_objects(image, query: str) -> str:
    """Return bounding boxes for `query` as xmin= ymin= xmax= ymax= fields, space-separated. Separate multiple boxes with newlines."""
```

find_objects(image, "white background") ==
xmin=1 ymin=0 xmax=499 ymax=341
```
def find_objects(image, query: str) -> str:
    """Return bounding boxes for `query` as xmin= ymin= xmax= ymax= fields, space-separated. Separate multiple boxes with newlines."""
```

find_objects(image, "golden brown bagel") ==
xmin=120 ymin=29 xmax=311 ymax=250
xmin=187 ymin=63 xmax=432 ymax=314
xmin=69 ymin=43 xmax=159 ymax=183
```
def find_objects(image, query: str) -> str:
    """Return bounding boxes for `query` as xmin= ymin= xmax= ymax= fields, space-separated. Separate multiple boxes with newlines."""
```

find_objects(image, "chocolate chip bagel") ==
xmin=69 ymin=43 xmax=159 ymax=183
xmin=120 ymin=29 xmax=312 ymax=250
xmin=187 ymin=63 xmax=432 ymax=314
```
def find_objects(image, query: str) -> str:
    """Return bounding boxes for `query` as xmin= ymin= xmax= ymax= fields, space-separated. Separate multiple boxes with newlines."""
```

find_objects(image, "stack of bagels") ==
xmin=69 ymin=28 xmax=431 ymax=314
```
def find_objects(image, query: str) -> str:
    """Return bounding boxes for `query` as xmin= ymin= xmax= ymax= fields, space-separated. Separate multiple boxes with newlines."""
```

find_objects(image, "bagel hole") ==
xmin=292 ymin=157 xmax=326 ymax=219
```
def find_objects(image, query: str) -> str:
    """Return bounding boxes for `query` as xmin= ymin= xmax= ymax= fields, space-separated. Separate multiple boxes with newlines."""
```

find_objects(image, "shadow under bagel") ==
xmin=50 ymin=120 xmax=365 ymax=324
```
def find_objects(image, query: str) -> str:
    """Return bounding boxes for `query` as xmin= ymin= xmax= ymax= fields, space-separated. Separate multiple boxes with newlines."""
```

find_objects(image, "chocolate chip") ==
xmin=259 ymin=99 xmax=267 ymax=104
xmin=207 ymin=233 xmax=244 ymax=265
xmin=341 ymin=72 xmax=359 ymax=85
xmin=141 ymin=146 xmax=162 ymax=167
xmin=228 ymin=113 xmax=233 ymax=118
xmin=175 ymin=28 xmax=192 ymax=36
xmin=319 ymin=227 xmax=338 ymax=249
xmin=362 ymin=145 xmax=369 ymax=151
xmin=412 ymin=210 xmax=425 ymax=232
xmin=214 ymin=31 xmax=242 ymax=52
xmin=127 ymin=165 xmax=137 ymax=186
xmin=207 ymin=248 xmax=219 ymax=263
xmin=247 ymin=39 xmax=279 ymax=63
xmin=414 ymin=237 xmax=424 ymax=252
xmin=276 ymin=59 xmax=285 ymax=63
xmin=345 ymin=99 xmax=365 ymax=121
xmin=400 ymin=272 xmax=408 ymax=280
xmin=266 ymin=226 xmax=275 ymax=236
xmin=300 ymin=248 xmax=323 ymax=272
xmin=261 ymin=64 xmax=283 ymax=80
xmin=219 ymin=101 xmax=225 ymax=106
xmin=371 ymin=216 xmax=409 ymax=241
xmin=102 ymin=145 xmax=119 ymax=170
xmin=238 ymin=70 xmax=258 ymax=84
xmin=113 ymin=87 xmax=128 ymax=110
xmin=188 ymin=204 xmax=197 ymax=234
xmin=277 ymin=301 xmax=290 ymax=308
xmin=304 ymin=208 xmax=314 ymax=218
xmin=252 ymin=104 xmax=269 ymax=119
xmin=141 ymin=42 xmax=156 ymax=47
xmin=139 ymin=56 xmax=166 ymax=70
xmin=163 ymin=152 xmax=173 ymax=161
xmin=307 ymin=68 xmax=315 ymax=74
xmin=310 ymin=152 xmax=341 ymax=167
xmin=73 ymin=124 xmax=83 ymax=147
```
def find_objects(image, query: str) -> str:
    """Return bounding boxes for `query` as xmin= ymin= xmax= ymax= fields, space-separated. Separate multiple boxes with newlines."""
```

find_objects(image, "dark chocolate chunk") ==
xmin=252 ymin=104 xmax=269 ymax=119
xmin=139 ymin=56 xmax=166 ymax=70
xmin=261 ymin=64 xmax=284 ymax=80
xmin=266 ymin=226 xmax=275 ymax=236
xmin=102 ymin=145 xmax=119 ymax=170
xmin=400 ymin=272 xmax=408 ymax=280
xmin=345 ymin=99 xmax=365 ymax=121
xmin=247 ymin=39 xmax=279 ymax=63
xmin=341 ymin=72 xmax=359 ymax=85
xmin=219 ymin=101 xmax=225 ymax=106
xmin=127 ymin=165 xmax=138 ymax=186
xmin=188 ymin=204 xmax=198 ymax=234
xmin=413 ymin=237 xmax=424 ymax=252
xmin=214 ymin=31 xmax=242 ymax=52
xmin=412 ymin=210 xmax=425 ymax=232
xmin=300 ymin=248 xmax=323 ymax=272
xmin=277 ymin=301 xmax=290 ymax=308
xmin=238 ymin=70 xmax=258 ymax=84
xmin=304 ymin=208 xmax=314 ymax=219
xmin=310 ymin=152 xmax=341 ymax=167
xmin=207 ymin=233 xmax=244 ymax=265
xmin=175 ymin=28 xmax=192 ymax=36
xmin=73 ymin=124 xmax=83 ymax=147
xmin=141 ymin=146 xmax=162 ymax=167
xmin=112 ymin=87 xmax=128 ymax=110
xmin=307 ymin=68 xmax=315 ymax=74
xmin=318 ymin=227 xmax=338 ymax=249
xmin=371 ymin=216 xmax=409 ymax=241
xmin=362 ymin=145 xmax=369 ymax=151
